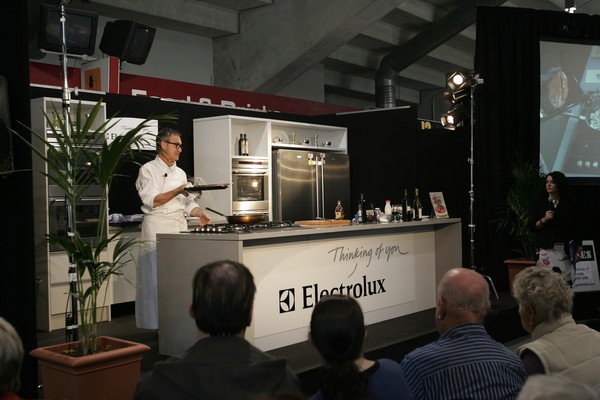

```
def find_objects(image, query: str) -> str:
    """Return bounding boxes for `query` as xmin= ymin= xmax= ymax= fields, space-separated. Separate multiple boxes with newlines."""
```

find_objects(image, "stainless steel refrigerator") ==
xmin=272 ymin=149 xmax=350 ymax=222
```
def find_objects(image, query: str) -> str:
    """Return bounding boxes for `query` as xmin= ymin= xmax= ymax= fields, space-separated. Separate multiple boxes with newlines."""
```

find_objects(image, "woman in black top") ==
xmin=531 ymin=171 xmax=579 ymax=283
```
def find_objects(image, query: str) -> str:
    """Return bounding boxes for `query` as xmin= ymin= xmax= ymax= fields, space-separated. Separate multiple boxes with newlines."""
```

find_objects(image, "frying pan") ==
xmin=206 ymin=207 xmax=266 ymax=224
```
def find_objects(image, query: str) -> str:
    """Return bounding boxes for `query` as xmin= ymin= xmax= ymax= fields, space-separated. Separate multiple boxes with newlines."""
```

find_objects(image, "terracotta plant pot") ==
xmin=30 ymin=336 xmax=150 ymax=400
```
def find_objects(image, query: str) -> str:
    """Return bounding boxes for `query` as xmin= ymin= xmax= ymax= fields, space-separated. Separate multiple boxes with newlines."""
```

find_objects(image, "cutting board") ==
xmin=296 ymin=219 xmax=351 ymax=227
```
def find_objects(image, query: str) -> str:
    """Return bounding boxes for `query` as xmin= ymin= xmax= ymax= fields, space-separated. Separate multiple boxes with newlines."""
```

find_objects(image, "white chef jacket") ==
xmin=135 ymin=156 xmax=197 ymax=329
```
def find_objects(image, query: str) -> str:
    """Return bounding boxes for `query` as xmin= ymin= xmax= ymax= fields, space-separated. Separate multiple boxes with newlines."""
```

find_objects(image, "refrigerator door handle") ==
xmin=314 ymin=154 xmax=321 ymax=219
xmin=319 ymin=153 xmax=326 ymax=219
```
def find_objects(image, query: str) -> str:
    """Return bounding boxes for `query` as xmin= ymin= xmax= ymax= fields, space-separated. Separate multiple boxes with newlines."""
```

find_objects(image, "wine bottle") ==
xmin=238 ymin=133 xmax=244 ymax=156
xmin=401 ymin=189 xmax=410 ymax=222
xmin=413 ymin=188 xmax=423 ymax=221
xmin=242 ymin=134 xmax=249 ymax=156
xmin=358 ymin=193 xmax=366 ymax=223
xmin=335 ymin=200 xmax=344 ymax=220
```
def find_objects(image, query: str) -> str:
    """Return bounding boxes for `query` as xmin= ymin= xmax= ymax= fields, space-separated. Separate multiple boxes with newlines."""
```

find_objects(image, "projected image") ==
xmin=540 ymin=41 xmax=600 ymax=178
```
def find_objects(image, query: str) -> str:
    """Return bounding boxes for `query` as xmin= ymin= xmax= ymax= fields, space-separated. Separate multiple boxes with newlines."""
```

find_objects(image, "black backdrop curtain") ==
xmin=474 ymin=6 xmax=600 ymax=293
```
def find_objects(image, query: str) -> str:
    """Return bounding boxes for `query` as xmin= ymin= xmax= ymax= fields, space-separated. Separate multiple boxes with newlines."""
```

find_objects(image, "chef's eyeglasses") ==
xmin=163 ymin=140 xmax=183 ymax=150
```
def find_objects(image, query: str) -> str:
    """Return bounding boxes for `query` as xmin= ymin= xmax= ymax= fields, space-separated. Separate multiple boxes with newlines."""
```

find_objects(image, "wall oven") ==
xmin=47 ymin=185 xmax=105 ymax=252
xmin=46 ymin=134 xmax=106 ymax=252
xmin=231 ymin=158 xmax=269 ymax=214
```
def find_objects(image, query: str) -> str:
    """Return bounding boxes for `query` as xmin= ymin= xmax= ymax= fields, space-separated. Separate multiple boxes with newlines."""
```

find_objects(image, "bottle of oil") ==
xmin=335 ymin=200 xmax=344 ymax=220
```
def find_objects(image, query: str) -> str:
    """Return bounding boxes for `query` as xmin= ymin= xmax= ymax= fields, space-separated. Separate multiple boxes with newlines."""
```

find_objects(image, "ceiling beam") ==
xmin=213 ymin=0 xmax=406 ymax=94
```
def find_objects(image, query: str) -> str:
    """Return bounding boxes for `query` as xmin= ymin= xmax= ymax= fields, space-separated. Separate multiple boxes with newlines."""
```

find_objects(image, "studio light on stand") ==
xmin=56 ymin=0 xmax=79 ymax=341
xmin=441 ymin=71 xmax=499 ymax=299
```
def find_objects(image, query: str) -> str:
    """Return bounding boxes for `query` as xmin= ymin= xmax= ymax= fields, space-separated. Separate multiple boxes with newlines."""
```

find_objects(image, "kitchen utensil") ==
xmin=205 ymin=207 xmax=266 ymax=224
xmin=185 ymin=183 xmax=229 ymax=192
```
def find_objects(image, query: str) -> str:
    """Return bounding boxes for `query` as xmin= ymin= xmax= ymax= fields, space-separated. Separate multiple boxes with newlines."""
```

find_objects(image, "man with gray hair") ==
xmin=401 ymin=268 xmax=526 ymax=399
xmin=0 ymin=317 xmax=24 ymax=400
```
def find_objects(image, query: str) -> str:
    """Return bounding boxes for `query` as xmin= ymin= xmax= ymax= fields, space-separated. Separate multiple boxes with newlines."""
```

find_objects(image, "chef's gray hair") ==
xmin=156 ymin=127 xmax=182 ymax=153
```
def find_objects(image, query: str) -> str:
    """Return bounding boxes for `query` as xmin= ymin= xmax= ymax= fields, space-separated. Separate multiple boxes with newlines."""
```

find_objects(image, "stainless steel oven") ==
xmin=47 ymin=185 xmax=105 ymax=252
xmin=46 ymin=134 xmax=106 ymax=252
xmin=231 ymin=158 xmax=269 ymax=214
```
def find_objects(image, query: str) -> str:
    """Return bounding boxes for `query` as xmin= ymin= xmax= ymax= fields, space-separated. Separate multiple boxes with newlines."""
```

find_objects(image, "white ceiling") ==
xmin=44 ymin=0 xmax=600 ymax=110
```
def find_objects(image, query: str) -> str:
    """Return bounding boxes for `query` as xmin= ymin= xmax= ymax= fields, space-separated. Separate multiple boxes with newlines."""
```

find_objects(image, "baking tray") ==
xmin=185 ymin=183 xmax=229 ymax=192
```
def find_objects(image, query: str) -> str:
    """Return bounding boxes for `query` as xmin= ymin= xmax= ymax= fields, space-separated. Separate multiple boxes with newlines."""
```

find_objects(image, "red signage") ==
xmin=29 ymin=61 xmax=357 ymax=116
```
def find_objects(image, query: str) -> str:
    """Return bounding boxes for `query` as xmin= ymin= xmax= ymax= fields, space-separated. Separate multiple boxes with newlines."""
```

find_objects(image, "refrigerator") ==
xmin=272 ymin=149 xmax=351 ymax=222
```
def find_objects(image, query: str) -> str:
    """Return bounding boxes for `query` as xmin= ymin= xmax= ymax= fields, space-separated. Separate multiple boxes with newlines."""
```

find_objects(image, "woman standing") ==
xmin=135 ymin=127 xmax=211 ymax=329
xmin=309 ymin=295 xmax=413 ymax=400
xmin=531 ymin=171 xmax=579 ymax=283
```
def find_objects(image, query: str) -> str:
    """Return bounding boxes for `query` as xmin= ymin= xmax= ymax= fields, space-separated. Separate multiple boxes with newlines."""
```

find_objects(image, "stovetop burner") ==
xmin=188 ymin=221 xmax=295 ymax=234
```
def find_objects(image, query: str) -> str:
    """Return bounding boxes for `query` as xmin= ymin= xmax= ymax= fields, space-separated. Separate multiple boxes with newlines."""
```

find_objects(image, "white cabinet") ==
xmin=270 ymin=119 xmax=348 ymax=152
xmin=110 ymin=229 xmax=139 ymax=304
xmin=193 ymin=115 xmax=347 ymax=222
xmin=30 ymin=97 xmax=111 ymax=331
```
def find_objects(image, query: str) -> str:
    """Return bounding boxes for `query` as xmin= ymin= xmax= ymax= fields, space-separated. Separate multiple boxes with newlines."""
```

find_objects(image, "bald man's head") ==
xmin=435 ymin=268 xmax=491 ymax=334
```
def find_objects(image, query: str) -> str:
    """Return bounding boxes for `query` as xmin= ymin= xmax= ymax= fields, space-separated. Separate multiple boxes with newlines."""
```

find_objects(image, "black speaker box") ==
xmin=99 ymin=20 xmax=156 ymax=65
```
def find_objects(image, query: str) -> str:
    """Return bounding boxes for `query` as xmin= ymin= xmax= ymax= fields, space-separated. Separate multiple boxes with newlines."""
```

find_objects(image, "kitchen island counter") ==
xmin=157 ymin=218 xmax=461 ymax=356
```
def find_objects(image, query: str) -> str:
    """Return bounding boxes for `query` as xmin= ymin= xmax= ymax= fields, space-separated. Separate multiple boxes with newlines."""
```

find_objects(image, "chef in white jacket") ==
xmin=135 ymin=127 xmax=211 ymax=329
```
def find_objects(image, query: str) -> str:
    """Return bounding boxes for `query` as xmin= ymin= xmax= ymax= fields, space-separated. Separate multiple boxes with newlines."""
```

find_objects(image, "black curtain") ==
xmin=474 ymin=6 xmax=600 ymax=292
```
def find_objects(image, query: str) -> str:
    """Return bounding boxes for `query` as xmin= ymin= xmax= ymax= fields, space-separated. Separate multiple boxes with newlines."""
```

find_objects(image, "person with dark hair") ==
xmin=400 ymin=268 xmax=526 ymax=399
xmin=309 ymin=295 xmax=413 ymax=400
xmin=531 ymin=171 xmax=580 ymax=283
xmin=0 ymin=317 xmax=24 ymax=400
xmin=513 ymin=266 xmax=600 ymax=386
xmin=135 ymin=127 xmax=211 ymax=329
xmin=133 ymin=260 xmax=301 ymax=400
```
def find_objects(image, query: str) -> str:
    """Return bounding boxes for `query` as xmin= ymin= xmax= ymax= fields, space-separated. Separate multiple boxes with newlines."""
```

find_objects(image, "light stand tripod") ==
xmin=57 ymin=0 xmax=79 ymax=342
xmin=467 ymin=75 xmax=499 ymax=299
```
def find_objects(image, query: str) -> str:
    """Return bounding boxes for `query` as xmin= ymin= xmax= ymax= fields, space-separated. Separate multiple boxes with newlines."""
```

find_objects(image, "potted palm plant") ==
xmin=16 ymin=99 xmax=173 ymax=399
xmin=493 ymin=152 xmax=545 ymax=293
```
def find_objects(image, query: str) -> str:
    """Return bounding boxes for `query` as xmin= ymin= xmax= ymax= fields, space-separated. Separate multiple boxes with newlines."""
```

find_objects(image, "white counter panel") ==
xmin=157 ymin=219 xmax=461 ymax=355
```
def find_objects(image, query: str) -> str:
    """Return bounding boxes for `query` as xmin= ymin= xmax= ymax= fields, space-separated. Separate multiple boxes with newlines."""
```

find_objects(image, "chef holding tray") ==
xmin=135 ymin=127 xmax=212 ymax=330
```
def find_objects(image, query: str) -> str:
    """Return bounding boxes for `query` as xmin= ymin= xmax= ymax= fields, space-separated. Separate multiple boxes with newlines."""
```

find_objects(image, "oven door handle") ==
xmin=232 ymin=169 xmax=268 ymax=174
xmin=49 ymin=197 xmax=102 ymax=205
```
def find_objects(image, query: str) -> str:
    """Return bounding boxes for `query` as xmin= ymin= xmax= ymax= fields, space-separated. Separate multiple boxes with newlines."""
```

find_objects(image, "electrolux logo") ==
xmin=278 ymin=275 xmax=386 ymax=314
xmin=279 ymin=288 xmax=296 ymax=313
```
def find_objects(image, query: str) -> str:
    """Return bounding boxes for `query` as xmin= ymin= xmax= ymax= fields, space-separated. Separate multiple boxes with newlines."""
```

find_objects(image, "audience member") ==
xmin=0 ymin=317 xmax=24 ymax=400
xmin=513 ymin=266 xmax=600 ymax=386
xmin=517 ymin=374 xmax=599 ymax=400
xmin=400 ymin=268 xmax=526 ymax=399
xmin=133 ymin=260 xmax=301 ymax=400
xmin=309 ymin=295 xmax=413 ymax=400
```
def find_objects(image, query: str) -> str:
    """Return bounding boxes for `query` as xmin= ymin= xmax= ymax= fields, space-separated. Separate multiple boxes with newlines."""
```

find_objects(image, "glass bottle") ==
xmin=358 ymin=193 xmax=366 ymax=223
xmin=413 ymin=188 xmax=423 ymax=221
xmin=242 ymin=134 xmax=249 ymax=156
xmin=335 ymin=200 xmax=344 ymax=220
xmin=238 ymin=133 xmax=244 ymax=156
xmin=402 ymin=189 xmax=410 ymax=222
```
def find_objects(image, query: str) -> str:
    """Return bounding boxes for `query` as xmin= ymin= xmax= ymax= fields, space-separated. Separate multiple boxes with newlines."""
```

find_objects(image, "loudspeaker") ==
xmin=99 ymin=20 xmax=156 ymax=65
xmin=0 ymin=75 xmax=13 ymax=173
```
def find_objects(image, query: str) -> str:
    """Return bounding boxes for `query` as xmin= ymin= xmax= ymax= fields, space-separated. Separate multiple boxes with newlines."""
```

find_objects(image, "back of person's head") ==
xmin=517 ymin=374 xmax=599 ymax=400
xmin=512 ymin=267 xmax=573 ymax=323
xmin=0 ymin=317 xmax=23 ymax=396
xmin=191 ymin=260 xmax=256 ymax=335
xmin=309 ymin=295 xmax=369 ymax=400
xmin=438 ymin=268 xmax=491 ymax=318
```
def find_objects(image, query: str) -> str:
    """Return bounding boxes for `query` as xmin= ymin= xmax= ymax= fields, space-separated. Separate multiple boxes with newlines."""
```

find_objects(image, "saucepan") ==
xmin=206 ymin=207 xmax=266 ymax=224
